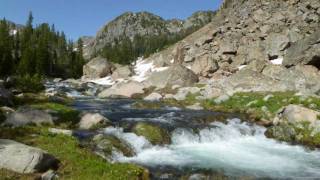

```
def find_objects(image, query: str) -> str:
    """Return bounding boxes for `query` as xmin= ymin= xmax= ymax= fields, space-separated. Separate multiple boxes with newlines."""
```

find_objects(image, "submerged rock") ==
xmin=133 ymin=122 xmax=171 ymax=145
xmin=0 ymin=139 xmax=59 ymax=174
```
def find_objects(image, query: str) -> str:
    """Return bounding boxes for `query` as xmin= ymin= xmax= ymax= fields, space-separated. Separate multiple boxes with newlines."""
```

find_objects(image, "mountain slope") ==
xmin=83 ymin=11 xmax=217 ymax=59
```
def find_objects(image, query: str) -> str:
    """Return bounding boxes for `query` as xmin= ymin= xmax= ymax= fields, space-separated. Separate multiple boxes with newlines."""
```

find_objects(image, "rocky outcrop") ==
xmin=283 ymin=30 xmax=320 ymax=68
xmin=138 ymin=0 xmax=320 ymax=95
xmin=0 ymin=139 xmax=59 ymax=173
xmin=98 ymin=81 xmax=145 ymax=98
xmin=5 ymin=107 xmax=54 ymax=127
xmin=111 ymin=65 xmax=133 ymax=80
xmin=79 ymin=113 xmax=111 ymax=130
xmin=84 ymin=11 xmax=216 ymax=59
xmin=146 ymin=65 xmax=198 ymax=88
xmin=83 ymin=57 xmax=115 ymax=79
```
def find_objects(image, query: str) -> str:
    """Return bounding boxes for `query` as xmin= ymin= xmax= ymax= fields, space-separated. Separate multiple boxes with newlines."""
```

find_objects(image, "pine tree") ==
xmin=0 ymin=19 xmax=14 ymax=77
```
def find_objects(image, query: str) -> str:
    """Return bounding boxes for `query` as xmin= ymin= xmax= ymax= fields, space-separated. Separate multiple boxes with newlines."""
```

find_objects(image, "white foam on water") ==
xmin=108 ymin=119 xmax=320 ymax=178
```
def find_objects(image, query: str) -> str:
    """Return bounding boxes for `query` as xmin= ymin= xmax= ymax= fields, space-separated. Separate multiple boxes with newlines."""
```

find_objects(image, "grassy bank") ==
xmin=0 ymin=126 xmax=148 ymax=180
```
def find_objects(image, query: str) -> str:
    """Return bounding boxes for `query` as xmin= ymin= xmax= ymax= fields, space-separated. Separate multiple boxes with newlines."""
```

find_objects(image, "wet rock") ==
xmin=79 ymin=113 xmax=112 ymax=130
xmin=144 ymin=93 xmax=162 ymax=101
xmin=133 ymin=122 xmax=171 ymax=145
xmin=0 ymin=139 xmax=59 ymax=174
xmin=83 ymin=56 xmax=115 ymax=79
xmin=92 ymin=134 xmax=134 ymax=159
xmin=267 ymin=105 xmax=320 ymax=147
xmin=5 ymin=107 xmax=54 ymax=127
xmin=98 ymin=81 xmax=145 ymax=98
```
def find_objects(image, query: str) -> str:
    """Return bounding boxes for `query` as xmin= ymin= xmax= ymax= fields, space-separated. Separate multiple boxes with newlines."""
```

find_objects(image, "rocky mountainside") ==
xmin=142 ymin=0 xmax=320 ymax=95
xmin=83 ymin=11 xmax=216 ymax=59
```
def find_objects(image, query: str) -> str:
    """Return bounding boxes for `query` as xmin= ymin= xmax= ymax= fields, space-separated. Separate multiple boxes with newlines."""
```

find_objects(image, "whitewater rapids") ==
xmin=104 ymin=119 xmax=320 ymax=179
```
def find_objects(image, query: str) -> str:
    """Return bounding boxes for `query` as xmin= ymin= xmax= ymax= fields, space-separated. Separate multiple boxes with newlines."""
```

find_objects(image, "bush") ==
xmin=15 ymin=74 xmax=45 ymax=93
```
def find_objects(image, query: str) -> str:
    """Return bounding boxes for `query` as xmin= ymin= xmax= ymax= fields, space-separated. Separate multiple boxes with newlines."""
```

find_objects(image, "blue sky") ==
xmin=0 ymin=0 xmax=222 ymax=40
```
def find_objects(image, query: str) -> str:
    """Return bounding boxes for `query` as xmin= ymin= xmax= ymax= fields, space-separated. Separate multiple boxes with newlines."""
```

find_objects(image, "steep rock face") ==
xmin=84 ymin=11 xmax=216 ymax=59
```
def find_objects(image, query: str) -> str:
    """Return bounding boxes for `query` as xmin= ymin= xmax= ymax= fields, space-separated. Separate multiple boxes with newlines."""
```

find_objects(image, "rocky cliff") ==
xmin=83 ymin=11 xmax=216 ymax=59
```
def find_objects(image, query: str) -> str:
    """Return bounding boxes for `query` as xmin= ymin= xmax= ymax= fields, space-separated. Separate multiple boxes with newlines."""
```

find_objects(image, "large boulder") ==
xmin=83 ymin=57 xmax=115 ymax=79
xmin=266 ymin=105 xmax=320 ymax=147
xmin=274 ymin=105 xmax=320 ymax=125
xmin=265 ymin=33 xmax=289 ymax=59
xmin=79 ymin=113 xmax=111 ymax=130
xmin=111 ymin=66 xmax=133 ymax=80
xmin=0 ymin=139 xmax=59 ymax=173
xmin=144 ymin=92 xmax=162 ymax=101
xmin=5 ymin=107 xmax=54 ymax=127
xmin=146 ymin=65 xmax=198 ymax=88
xmin=191 ymin=54 xmax=219 ymax=77
xmin=98 ymin=81 xmax=145 ymax=98
xmin=283 ymin=30 xmax=320 ymax=68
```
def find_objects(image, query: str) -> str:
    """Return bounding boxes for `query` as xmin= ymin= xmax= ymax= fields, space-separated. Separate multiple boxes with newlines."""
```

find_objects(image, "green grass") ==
xmin=0 ymin=126 xmax=148 ymax=180
xmin=30 ymin=102 xmax=80 ymax=128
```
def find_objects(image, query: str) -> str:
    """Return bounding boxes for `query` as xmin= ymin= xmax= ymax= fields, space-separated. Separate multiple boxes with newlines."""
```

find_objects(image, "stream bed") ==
xmin=72 ymin=97 xmax=320 ymax=180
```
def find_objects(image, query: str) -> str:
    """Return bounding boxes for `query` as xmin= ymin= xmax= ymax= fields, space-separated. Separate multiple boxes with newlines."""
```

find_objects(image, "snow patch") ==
xmin=271 ymin=57 xmax=283 ymax=65
xmin=132 ymin=58 xmax=168 ymax=82
xmin=89 ymin=76 xmax=115 ymax=86
xmin=238 ymin=65 xmax=247 ymax=70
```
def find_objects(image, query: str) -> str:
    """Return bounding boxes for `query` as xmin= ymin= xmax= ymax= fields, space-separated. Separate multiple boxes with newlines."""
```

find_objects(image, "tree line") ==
xmin=100 ymin=26 xmax=201 ymax=65
xmin=0 ymin=12 xmax=84 ymax=79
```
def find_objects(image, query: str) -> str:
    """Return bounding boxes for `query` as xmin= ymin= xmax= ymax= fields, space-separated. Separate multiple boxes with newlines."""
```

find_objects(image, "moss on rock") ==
xmin=133 ymin=122 xmax=171 ymax=145
xmin=93 ymin=134 xmax=135 ymax=158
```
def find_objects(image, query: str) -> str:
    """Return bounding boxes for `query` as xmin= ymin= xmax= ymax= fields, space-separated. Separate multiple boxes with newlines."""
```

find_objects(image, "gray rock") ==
xmin=0 ymin=139 xmax=59 ymax=173
xmin=144 ymin=93 xmax=162 ymax=101
xmin=283 ymin=30 xmax=320 ymax=68
xmin=265 ymin=33 xmax=289 ymax=58
xmin=111 ymin=66 xmax=133 ymax=80
xmin=5 ymin=107 xmax=54 ymax=127
xmin=98 ymin=81 xmax=145 ymax=98
xmin=41 ymin=170 xmax=59 ymax=180
xmin=214 ymin=94 xmax=230 ymax=104
xmin=191 ymin=54 xmax=219 ymax=77
xmin=146 ymin=65 xmax=198 ymax=88
xmin=0 ymin=85 xmax=12 ymax=106
xmin=79 ymin=113 xmax=111 ymax=130
xmin=186 ymin=103 xmax=204 ymax=110
xmin=83 ymin=57 xmax=115 ymax=79
xmin=275 ymin=105 xmax=320 ymax=125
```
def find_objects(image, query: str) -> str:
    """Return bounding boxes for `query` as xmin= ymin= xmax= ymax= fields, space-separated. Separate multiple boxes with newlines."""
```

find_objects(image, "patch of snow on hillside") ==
xmin=271 ymin=57 xmax=283 ymax=65
xmin=89 ymin=76 xmax=115 ymax=86
xmin=132 ymin=58 xmax=168 ymax=82
xmin=238 ymin=65 xmax=247 ymax=70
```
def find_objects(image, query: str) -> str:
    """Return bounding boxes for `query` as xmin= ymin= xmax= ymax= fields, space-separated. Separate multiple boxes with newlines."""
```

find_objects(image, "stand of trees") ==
xmin=100 ymin=26 xmax=200 ymax=65
xmin=0 ymin=12 xmax=84 ymax=79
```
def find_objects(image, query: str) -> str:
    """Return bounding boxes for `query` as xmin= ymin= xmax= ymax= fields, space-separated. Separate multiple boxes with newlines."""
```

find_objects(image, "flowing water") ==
xmin=72 ymin=98 xmax=320 ymax=179
xmin=46 ymin=82 xmax=320 ymax=179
